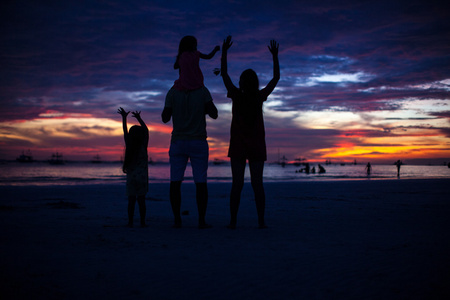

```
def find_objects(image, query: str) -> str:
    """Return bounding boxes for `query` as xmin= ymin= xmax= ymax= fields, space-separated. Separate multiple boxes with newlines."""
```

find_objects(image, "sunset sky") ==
xmin=1 ymin=0 xmax=449 ymax=164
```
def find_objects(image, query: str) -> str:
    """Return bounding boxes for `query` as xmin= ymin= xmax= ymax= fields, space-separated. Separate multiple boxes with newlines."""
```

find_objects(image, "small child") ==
xmin=173 ymin=35 xmax=220 ymax=91
xmin=118 ymin=107 xmax=149 ymax=227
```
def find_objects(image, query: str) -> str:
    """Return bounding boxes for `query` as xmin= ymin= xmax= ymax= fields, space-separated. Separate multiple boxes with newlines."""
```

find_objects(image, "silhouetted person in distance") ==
xmin=318 ymin=164 xmax=326 ymax=173
xmin=304 ymin=163 xmax=310 ymax=174
xmin=162 ymin=37 xmax=219 ymax=228
xmin=118 ymin=107 xmax=149 ymax=228
xmin=173 ymin=35 xmax=220 ymax=92
xmin=365 ymin=162 xmax=372 ymax=176
xmin=394 ymin=160 xmax=402 ymax=177
xmin=221 ymin=36 xmax=280 ymax=229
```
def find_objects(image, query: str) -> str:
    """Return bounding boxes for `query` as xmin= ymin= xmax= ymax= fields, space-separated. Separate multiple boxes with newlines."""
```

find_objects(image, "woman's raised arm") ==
xmin=261 ymin=40 xmax=280 ymax=98
xmin=221 ymin=36 xmax=236 ymax=92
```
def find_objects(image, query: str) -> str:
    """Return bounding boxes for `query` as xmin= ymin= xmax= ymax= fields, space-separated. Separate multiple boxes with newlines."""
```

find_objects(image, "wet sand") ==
xmin=1 ymin=179 xmax=449 ymax=299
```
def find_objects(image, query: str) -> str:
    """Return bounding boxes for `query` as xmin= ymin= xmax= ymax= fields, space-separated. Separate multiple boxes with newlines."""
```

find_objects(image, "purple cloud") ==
xmin=0 ymin=0 xmax=449 ymax=161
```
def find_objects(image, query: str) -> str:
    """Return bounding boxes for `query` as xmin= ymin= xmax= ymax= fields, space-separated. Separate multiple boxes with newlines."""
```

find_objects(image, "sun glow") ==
xmin=0 ymin=115 xmax=175 ymax=161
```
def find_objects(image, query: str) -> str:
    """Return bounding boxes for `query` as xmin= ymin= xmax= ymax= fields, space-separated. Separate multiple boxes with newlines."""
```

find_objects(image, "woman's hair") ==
xmin=122 ymin=125 xmax=146 ymax=173
xmin=239 ymin=69 xmax=259 ymax=95
xmin=238 ymin=69 xmax=261 ymax=127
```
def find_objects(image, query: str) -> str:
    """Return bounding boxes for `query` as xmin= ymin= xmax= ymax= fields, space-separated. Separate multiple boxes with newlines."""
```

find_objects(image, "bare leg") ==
xmin=170 ymin=181 xmax=182 ymax=228
xmin=249 ymin=160 xmax=266 ymax=228
xmin=128 ymin=195 xmax=136 ymax=227
xmin=196 ymin=182 xmax=211 ymax=228
xmin=229 ymin=158 xmax=246 ymax=229
xmin=137 ymin=195 xmax=146 ymax=227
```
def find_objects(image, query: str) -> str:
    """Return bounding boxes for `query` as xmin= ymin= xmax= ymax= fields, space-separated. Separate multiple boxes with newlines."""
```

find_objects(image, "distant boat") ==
xmin=48 ymin=152 xmax=65 ymax=165
xmin=277 ymin=149 xmax=288 ymax=167
xmin=91 ymin=154 xmax=102 ymax=163
xmin=293 ymin=157 xmax=306 ymax=167
xmin=148 ymin=157 xmax=154 ymax=165
xmin=16 ymin=150 xmax=34 ymax=163
xmin=213 ymin=158 xmax=226 ymax=165
xmin=278 ymin=155 xmax=288 ymax=167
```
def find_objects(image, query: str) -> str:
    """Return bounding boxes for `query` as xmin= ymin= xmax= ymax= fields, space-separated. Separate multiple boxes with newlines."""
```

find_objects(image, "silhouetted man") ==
xmin=162 ymin=86 xmax=218 ymax=228
xmin=395 ymin=160 xmax=402 ymax=177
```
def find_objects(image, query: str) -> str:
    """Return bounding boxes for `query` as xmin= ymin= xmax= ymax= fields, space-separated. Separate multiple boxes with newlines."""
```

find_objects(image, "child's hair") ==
xmin=175 ymin=36 xmax=198 ymax=65
xmin=123 ymin=125 xmax=146 ymax=173
xmin=178 ymin=36 xmax=197 ymax=54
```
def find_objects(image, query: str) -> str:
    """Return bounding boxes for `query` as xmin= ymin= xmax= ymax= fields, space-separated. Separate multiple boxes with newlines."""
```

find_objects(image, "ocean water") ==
xmin=1 ymin=161 xmax=449 ymax=186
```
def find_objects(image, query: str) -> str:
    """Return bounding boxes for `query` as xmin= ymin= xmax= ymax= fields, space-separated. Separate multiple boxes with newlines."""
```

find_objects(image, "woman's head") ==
xmin=178 ymin=36 xmax=197 ymax=54
xmin=239 ymin=69 xmax=259 ymax=94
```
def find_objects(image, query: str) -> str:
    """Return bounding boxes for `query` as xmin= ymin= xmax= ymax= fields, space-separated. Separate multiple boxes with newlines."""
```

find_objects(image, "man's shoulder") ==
xmin=190 ymin=86 xmax=212 ymax=99
xmin=167 ymin=87 xmax=186 ymax=98
xmin=168 ymin=86 xmax=212 ymax=100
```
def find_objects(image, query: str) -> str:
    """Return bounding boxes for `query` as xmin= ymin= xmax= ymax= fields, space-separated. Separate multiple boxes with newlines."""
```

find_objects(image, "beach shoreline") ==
xmin=1 ymin=179 xmax=449 ymax=299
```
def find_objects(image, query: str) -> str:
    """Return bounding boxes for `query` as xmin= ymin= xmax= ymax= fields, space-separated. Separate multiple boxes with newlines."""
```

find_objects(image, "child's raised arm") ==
xmin=118 ymin=107 xmax=129 ymax=141
xmin=221 ymin=36 xmax=236 ymax=92
xmin=199 ymin=45 xmax=220 ymax=60
xmin=261 ymin=40 xmax=280 ymax=98
xmin=132 ymin=111 xmax=149 ymax=134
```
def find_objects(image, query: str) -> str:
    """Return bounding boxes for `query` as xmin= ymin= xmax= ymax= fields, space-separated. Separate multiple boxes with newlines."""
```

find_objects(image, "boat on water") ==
xmin=277 ymin=149 xmax=288 ymax=167
xmin=293 ymin=157 xmax=306 ymax=167
xmin=48 ymin=152 xmax=65 ymax=165
xmin=278 ymin=155 xmax=288 ymax=167
xmin=212 ymin=158 xmax=226 ymax=165
xmin=91 ymin=154 xmax=102 ymax=163
xmin=16 ymin=150 xmax=34 ymax=163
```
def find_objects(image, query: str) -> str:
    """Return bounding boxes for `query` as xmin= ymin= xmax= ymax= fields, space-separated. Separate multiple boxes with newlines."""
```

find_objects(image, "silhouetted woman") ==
xmin=118 ymin=107 xmax=149 ymax=227
xmin=221 ymin=36 xmax=280 ymax=229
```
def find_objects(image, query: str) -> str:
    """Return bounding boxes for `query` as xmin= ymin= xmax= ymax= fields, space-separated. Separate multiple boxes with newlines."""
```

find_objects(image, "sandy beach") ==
xmin=1 ymin=179 xmax=449 ymax=299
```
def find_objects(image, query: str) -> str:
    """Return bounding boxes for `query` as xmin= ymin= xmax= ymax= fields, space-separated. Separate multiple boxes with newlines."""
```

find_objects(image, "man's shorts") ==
xmin=169 ymin=139 xmax=209 ymax=182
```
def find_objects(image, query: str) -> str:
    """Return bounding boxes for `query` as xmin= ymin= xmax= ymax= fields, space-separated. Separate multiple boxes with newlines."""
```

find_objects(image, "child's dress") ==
xmin=173 ymin=51 xmax=204 ymax=91
xmin=126 ymin=141 xmax=148 ymax=196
